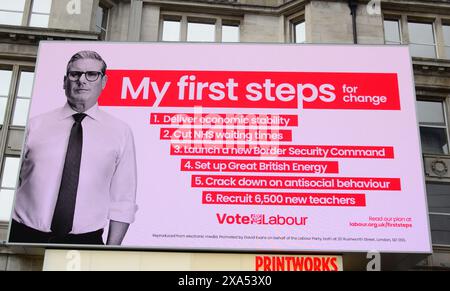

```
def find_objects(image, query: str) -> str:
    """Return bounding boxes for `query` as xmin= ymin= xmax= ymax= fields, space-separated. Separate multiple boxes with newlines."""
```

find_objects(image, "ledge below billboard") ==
xmin=42 ymin=250 xmax=343 ymax=271
xmin=7 ymin=42 xmax=431 ymax=253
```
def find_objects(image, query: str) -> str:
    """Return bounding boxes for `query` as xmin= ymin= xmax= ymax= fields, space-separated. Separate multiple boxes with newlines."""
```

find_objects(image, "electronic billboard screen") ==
xmin=8 ymin=42 xmax=431 ymax=253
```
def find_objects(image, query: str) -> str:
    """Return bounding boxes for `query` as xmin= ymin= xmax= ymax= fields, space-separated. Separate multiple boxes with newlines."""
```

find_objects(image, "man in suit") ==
xmin=9 ymin=50 xmax=138 ymax=245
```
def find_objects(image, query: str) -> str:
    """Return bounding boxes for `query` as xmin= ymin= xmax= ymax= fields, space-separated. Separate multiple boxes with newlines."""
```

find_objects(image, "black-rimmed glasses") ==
xmin=67 ymin=71 xmax=104 ymax=82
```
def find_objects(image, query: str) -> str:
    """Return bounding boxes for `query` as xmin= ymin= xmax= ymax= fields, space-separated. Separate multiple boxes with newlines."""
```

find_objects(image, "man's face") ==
xmin=64 ymin=58 xmax=107 ymax=112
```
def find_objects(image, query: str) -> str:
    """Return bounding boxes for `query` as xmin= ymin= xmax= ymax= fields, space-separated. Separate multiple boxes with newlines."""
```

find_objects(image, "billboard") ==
xmin=8 ymin=42 xmax=431 ymax=253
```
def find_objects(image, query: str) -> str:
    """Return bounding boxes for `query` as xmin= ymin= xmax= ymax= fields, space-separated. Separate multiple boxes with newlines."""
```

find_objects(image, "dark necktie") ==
xmin=51 ymin=113 xmax=87 ymax=236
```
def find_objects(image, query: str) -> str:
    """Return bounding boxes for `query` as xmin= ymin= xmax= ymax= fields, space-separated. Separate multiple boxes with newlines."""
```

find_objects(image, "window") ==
xmin=0 ymin=70 xmax=13 ymax=125
xmin=0 ymin=0 xmax=26 ymax=26
xmin=161 ymin=14 xmax=240 ymax=43
xmin=96 ymin=3 xmax=109 ymax=40
xmin=12 ymin=71 xmax=34 ymax=127
xmin=383 ymin=15 xmax=450 ymax=59
xmin=29 ymin=0 xmax=52 ymax=28
xmin=0 ymin=66 xmax=34 ymax=221
xmin=162 ymin=20 xmax=181 ymax=41
xmin=443 ymin=24 xmax=450 ymax=59
xmin=287 ymin=10 xmax=306 ymax=44
xmin=187 ymin=22 xmax=215 ymax=42
xmin=429 ymin=213 xmax=450 ymax=246
xmin=426 ymin=183 xmax=450 ymax=245
xmin=294 ymin=21 xmax=305 ymax=44
xmin=417 ymin=100 xmax=449 ymax=154
xmin=427 ymin=183 xmax=450 ymax=215
xmin=384 ymin=19 xmax=401 ymax=44
xmin=408 ymin=21 xmax=436 ymax=58
xmin=0 ymin=0 xmax=52 ymax=28
xmin=222 ymin=24 xmax=239 ymax=43
xmin=0 ymin=157 xmax=20 ymax=221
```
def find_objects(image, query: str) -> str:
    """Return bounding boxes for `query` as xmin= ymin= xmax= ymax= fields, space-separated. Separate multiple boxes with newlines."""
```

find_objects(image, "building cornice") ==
xmin=381 ymin=0 xmax=450 ymax=15
xmin=147 ymin=0 xmax=280 ymax=15
xmin=0 ymin=26 xmax=100 ymax=61
xmin=413 ymin=58 xmax=450 ymax=76
xmin=143 ymin=0 xmax=309 ymax=15
xmin=0 ymin=25 xmax=100 ymax=41
xmin=127 ymin=0 xmax=450 ymax=16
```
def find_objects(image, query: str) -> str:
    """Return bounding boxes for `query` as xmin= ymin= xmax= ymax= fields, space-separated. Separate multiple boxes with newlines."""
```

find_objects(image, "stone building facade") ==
xmin=0 ymin=0 xmax=449 ymax=270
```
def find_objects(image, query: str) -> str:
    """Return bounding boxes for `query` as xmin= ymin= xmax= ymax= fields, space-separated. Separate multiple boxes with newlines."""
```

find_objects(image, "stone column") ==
xmin=127 ymin=0 xmax=143 ymax=41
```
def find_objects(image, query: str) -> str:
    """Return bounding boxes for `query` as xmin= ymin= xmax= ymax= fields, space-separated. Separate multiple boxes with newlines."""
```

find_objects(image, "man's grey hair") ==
xmin=66 ymin=50 xmax=107 ymax=75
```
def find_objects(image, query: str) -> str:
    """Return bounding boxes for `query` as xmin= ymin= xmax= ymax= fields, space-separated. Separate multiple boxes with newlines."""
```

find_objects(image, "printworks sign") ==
xmin=8 ymin=43 xmax=431 ymax=254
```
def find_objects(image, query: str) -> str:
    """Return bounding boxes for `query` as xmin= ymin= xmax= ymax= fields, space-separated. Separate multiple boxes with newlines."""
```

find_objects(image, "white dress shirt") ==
xmin=13 ymin=103 xmax=138 ymax=234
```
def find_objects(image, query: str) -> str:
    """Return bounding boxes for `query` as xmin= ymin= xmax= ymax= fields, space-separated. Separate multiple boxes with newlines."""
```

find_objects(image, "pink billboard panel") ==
xmin=8 ymin=42 xmax=431 ymax=253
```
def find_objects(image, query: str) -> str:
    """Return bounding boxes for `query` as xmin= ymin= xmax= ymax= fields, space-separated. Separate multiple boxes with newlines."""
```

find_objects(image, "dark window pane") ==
xmin=96 ymin=6 xmax=104 ymax=33
xmin=95 ymin=5 xmax=108 ymax=39
xmin=426 ymin=183 xmax=450 ymax=214
xmin=419 ymin=127 xmax=448 ymax=154
xmin=430 ymin=214 xmax=450 ymax=245
xmin=417 ymin=101 xmax=445 ymax=126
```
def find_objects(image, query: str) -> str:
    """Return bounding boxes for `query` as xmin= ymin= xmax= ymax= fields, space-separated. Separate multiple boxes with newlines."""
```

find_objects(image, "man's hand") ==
xmin=106 ymin=220 xmax=130 ymax=245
